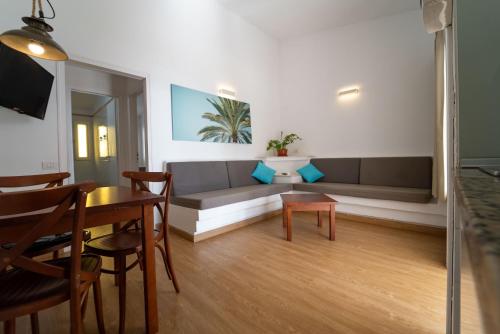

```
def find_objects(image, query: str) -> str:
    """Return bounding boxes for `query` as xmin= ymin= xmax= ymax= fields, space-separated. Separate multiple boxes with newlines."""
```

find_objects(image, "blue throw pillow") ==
xmin=297 ymin=163 xmax=325 ymax=183
xmin=251 ymin=162 xmax=276 ymax=184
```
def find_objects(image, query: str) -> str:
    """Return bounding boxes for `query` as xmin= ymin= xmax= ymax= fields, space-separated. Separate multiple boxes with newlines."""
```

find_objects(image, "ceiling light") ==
xmin=0 ymin=0 xmax=68 ymax=61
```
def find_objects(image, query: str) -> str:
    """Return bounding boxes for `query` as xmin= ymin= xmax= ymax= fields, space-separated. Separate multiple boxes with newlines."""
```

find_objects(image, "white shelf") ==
xmin=272 ymin=174 xmax=303 ymax=184
xmin=263 ymin=156 xmax=311 ymax=162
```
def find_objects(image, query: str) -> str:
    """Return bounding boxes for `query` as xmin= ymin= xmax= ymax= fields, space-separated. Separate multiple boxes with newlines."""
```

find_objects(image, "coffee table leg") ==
xmin=329 ymin=203 xmax=336 ymax=241
xmin=317 ymin=211 xmax=322 ymax=228
xmin=282 ymin=204 xmax=287 ymax=228
xmin=286 ymin=207 xmax=292 ymax=241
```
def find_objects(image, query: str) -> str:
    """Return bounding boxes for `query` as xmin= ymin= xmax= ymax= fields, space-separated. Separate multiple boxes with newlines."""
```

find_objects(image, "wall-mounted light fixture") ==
xmin=338 ymin=87 xmax=360 ymax=100
xmin=98 ymin=125 xmax=109 ymax=159
xmin=218 ymin=87 xmax=236 ymax=100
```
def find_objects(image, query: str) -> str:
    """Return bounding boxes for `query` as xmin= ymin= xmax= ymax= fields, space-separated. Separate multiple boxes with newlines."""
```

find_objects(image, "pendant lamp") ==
xmin=0 ymin=0 xmax=68 ymax=61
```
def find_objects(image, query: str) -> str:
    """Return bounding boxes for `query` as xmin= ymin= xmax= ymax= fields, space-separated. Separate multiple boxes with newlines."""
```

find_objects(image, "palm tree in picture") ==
xmin=198 ymin=97 xmax=252 ymax=144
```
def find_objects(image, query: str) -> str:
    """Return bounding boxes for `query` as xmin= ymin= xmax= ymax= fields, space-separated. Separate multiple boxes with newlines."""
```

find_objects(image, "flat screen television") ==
xmin=0 ymin=43 xmax=54 ymax=120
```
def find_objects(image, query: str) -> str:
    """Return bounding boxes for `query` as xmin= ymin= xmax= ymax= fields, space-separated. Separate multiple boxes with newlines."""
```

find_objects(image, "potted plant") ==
xmin=266 ymin=132 xmax=302 ymax=157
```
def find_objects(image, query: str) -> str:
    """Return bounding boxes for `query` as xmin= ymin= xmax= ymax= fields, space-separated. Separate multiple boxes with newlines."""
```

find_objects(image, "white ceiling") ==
xmin=71 ymin=91 xmax=112 ymax=116
xmin=217 ymin=0 xmax=421 ymax=40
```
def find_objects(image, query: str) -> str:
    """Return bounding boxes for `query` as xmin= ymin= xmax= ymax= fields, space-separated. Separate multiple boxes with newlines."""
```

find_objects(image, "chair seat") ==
xmin=0 ymin=255 xmax=101 ymax=310
xmin=85 ymin=230 xmax=160 ymax=257
xmin=2 ymin=230 xmax=92 ymax=257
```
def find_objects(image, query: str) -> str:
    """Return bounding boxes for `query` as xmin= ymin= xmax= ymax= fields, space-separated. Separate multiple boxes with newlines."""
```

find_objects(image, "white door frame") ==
xmin=56 ymin=54 xmax=153 ymax=183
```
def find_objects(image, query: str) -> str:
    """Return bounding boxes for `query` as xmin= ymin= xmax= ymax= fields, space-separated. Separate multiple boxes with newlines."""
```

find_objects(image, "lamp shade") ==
xmin=0 ymin=17 xmax=68 ymax=61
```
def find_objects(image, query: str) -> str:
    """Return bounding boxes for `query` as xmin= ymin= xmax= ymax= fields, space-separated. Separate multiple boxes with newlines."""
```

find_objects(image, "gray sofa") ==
xmin=294 ymin=157 xmax=433 ymax=203
xmin=167 ymin=161 xmax=292 ymax=210
xmin=166 ymin=157 xmax=433 ymax=210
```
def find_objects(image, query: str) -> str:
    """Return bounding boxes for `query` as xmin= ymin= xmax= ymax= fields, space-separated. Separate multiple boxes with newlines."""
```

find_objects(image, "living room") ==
xmin=0 ymin=1 xmax=498 ymax=334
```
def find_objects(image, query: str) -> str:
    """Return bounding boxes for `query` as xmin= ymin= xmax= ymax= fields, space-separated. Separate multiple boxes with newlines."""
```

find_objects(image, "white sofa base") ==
xmin=169 ymin=193 xmax=288 ymax=237
xmin=169 ymin=190 xmax=446 ymax=241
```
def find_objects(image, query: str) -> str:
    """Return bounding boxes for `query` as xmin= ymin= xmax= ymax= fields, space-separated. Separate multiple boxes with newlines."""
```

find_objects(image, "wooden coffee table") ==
xmin=280 ymin=194 xmax=337 ymax=241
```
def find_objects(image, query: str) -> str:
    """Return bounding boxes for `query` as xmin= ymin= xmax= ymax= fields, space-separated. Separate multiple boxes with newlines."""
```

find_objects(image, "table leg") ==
xmin=286 ymin=208 xmax=292 ymax=242
xmin=329 ymin=203 xmax=336 ymax=241
xmin=282 ymin=204 xmax=287 ymax=228
xmin=317 ymin=211 xmax=322 ymax=228
xmin=141 ymin=204 xmax=159 ymax=333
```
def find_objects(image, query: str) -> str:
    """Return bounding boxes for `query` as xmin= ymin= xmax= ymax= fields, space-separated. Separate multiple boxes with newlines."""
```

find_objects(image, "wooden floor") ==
xmin=6 ymin=213 xmax=447 ymax=334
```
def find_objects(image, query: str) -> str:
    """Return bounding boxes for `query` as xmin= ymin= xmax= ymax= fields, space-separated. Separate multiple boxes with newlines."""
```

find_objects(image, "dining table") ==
xmin=0 ymin=186 xmax=164 ymax=334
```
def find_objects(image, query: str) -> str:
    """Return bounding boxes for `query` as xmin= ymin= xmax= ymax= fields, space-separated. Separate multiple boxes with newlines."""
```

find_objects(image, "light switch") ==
xmin=41 ymin=161 xmax=58 ymax=170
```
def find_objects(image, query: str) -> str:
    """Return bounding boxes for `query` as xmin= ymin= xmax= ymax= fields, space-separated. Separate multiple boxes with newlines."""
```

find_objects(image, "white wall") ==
xmin=0 ymin=0 xmax=281 ymax=176
xmin=279 ymin=10 xmax=435 ymax=158
xmin=0 ymin=59 xmax=59 ymax=176
xmin=0 ymin=3 xmax=433 ymax=176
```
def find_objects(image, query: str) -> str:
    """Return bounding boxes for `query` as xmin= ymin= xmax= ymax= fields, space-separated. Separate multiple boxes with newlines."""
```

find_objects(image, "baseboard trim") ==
xmin=169 ymin=225 xmax=195 ymax=242
xmin=170 ymin=209 xmax=282 ymax=243
xmin=336 ymin=212 xmax=446 ymax=236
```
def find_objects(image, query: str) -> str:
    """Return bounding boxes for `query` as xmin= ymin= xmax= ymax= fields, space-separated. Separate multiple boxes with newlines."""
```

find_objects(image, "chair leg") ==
xmin=162 ymin=230 xmax=180 ymax=293
xmin=155 ymin=244 xmax=171 ymax=280
xmin=52 ymin=250 xmax=59 ymax=259
xmin=30 ymin=313 xmax=39 ymax=334
xmin=70 ymin=288 xmax=83 ymax=334
xmin=117 ymin=256 xmax=127 ymax=334
xmin=93 ymin=279 xmax=106 ymax=334
xmin=80 ymin=290 xmax=89 ymax=320
xmin=113 ymin=256 xmax=120 ymax=286
xmin=4 ymin=319 xmax=16 ymax=334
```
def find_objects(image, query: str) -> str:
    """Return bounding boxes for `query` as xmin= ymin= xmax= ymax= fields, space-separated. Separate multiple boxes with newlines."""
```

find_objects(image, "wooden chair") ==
xmin=0 ymin=172 xmax=91 ymax=259
xmin=84 ymin=171 xmax=179 ymax=334
xmin=0 ymin=182 xmax=105 ymax=334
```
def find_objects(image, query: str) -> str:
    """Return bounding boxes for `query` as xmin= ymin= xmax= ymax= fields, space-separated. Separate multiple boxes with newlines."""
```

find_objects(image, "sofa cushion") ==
xmin=309 ymin=158 xmax=361 ymax=184
xmin=251 ymin=162 xmax=276 ymax=184
xmin=293 ymin=182 xmax=432 ymax=203
xmin=226 ymin=160 xmax=261 ymax=188
xmin=171 ymin=184 xmax=292 ymax=210
xmin=167 ymin=161 xmax=230 ymax=196
xmin=359 ymin=157 xmax=432 ymax=189
xmin=297 ymin=163 xmax=325 ymax=183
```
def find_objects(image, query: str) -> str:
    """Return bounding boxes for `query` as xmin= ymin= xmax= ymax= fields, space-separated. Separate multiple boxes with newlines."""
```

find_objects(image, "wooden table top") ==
xmin=85 ymin=186 xmax=164 ymax=210
xmin=0 ymin=186 xmax=165 ymax=231
xmin=280 ymin=193 xmax=337 ymax=204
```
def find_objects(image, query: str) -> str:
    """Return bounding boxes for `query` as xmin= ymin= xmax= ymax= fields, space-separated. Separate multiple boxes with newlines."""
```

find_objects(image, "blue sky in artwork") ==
xmin=171 ymin=84 xmax=216 ymax=141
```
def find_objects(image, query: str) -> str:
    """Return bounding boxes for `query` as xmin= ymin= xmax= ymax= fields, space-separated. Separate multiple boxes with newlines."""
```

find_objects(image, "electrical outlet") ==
xmin=41 ymin=161 xmax=58 ymax=170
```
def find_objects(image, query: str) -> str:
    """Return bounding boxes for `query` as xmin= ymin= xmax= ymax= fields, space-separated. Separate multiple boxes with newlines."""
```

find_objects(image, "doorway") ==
xmin=65 ymin=61 xmax=148 ymax=186
xmin=71 ymin=91 xmax=119 ymax=186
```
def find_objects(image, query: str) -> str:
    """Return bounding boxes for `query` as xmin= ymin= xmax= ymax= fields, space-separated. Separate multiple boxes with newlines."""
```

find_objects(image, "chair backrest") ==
xmin=0 ymin=172 xmax=71 ymax=192
xmin=0 ymin=182 xmax=96 ymax=282
xmin=122 ymin=171 xmax=172 ymax=232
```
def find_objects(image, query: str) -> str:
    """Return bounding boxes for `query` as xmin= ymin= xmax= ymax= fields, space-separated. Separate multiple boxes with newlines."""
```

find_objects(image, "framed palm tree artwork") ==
xmin=171 ymin=84 xmax=252 ymax=144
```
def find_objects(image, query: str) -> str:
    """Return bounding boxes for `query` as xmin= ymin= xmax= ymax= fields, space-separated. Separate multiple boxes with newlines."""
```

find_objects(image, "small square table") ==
xmin=280 ymin=194 xmax=337 ymax=241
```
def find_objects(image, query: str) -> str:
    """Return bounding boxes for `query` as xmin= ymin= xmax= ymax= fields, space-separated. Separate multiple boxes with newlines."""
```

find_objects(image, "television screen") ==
xmin=0 ymin=43 xmax=54 ymax=120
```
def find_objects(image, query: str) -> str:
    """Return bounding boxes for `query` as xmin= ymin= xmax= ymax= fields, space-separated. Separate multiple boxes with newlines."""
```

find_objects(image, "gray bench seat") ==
xmin=171 ymin=184 xmax=292 ymax=210
xmin=166 ymin=157 xmax=434 ymax=211
xmin=293 ymin=182 xmax=432 ymax=203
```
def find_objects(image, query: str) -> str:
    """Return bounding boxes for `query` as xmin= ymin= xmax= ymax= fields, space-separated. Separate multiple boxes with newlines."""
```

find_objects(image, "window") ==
xmin=98 ymin=125 xmax=109 ymax=159
xmin=76 ymin=123 xmax=89 ymax=159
